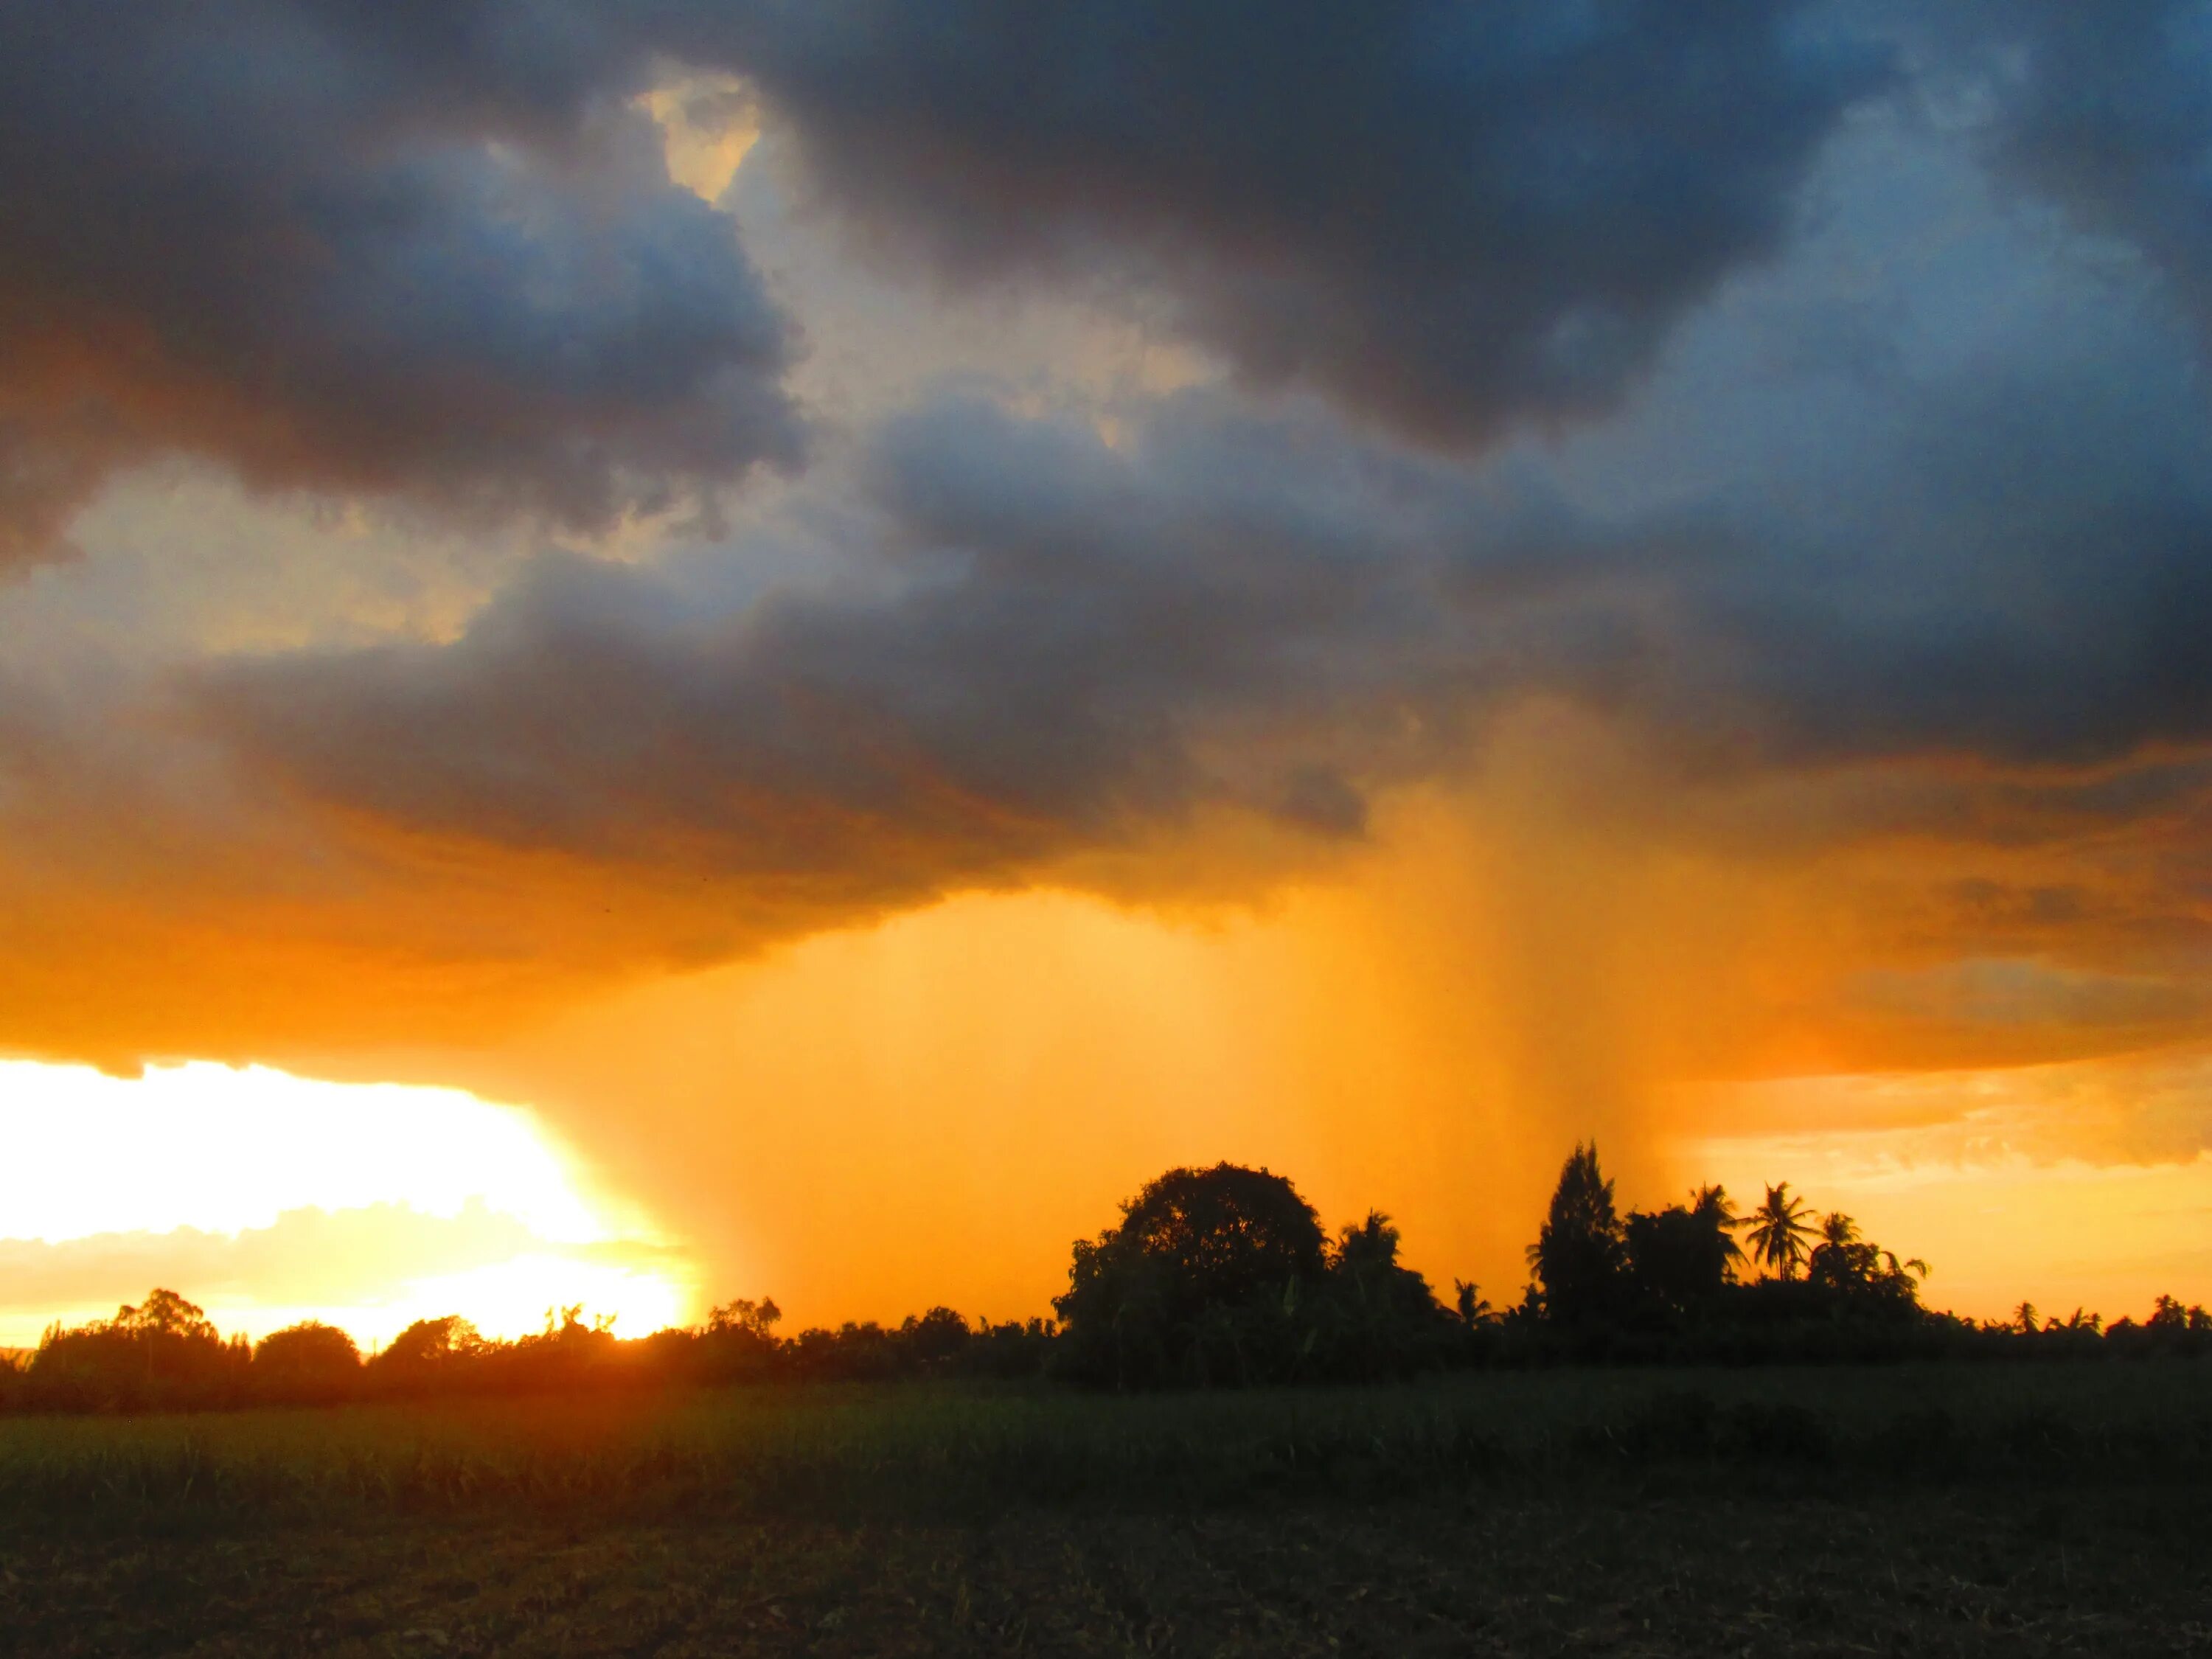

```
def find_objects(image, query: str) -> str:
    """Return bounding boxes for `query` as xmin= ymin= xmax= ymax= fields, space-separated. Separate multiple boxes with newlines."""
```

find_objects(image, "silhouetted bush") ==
xmin=366 ymin=1314 xmax=486 ymax=1397
xmin=252 ymin=1320 xmax=362 ymax=1406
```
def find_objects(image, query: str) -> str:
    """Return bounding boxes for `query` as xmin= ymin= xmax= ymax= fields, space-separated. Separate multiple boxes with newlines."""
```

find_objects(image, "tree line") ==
xmin=2 ymin=1144 xmax=2205 ymax=1411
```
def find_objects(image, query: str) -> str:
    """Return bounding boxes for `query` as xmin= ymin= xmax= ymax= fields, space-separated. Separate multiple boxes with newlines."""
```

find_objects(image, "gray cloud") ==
xmin=1649 ymin=322 xmax=2212 ymax=771
xmin=197 ymin=392 xmax=1556 ymax=911
xmin=672 ymin=0 xmax=1888 ymax=445
xmin=0 ymin=1 xmax=801 ymax=568
xmin=9 ymin=5 xmax=2212 ymax=1068
xmin=1968 ymin=0 xmax=2212 ymax=340
xmin=190 ymin=215 xmax=2212 ymax=950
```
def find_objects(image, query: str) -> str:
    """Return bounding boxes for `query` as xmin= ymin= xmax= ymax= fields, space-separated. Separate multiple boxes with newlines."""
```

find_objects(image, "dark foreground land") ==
xmin=3 ymin=1363 xmax=2208 ymax=1657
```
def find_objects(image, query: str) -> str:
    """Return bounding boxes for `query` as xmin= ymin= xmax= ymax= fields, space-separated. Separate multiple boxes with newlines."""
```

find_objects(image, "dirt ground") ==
xmin=7 ymin=1488 xmax=2208 ymax=1658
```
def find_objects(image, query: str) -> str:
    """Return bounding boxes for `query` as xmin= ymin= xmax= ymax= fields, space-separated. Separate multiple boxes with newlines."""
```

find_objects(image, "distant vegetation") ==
xmin=2 ymin=1144 xmax=2205 ymax=1412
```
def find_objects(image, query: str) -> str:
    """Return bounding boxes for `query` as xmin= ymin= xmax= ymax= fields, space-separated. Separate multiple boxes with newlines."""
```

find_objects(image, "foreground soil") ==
xmin=6 ymin=1488 xmax=2208 ymax=1658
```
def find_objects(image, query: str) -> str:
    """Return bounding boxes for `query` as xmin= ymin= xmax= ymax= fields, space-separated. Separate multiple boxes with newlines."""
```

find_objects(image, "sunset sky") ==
xmin=4 ymin=1 xmax=2211 ymax=1346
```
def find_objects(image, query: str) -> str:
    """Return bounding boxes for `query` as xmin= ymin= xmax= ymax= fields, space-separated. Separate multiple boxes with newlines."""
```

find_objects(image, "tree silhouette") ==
xmin=113 ymin=1288 xmax=219 ymax=1343
xmin=1528 ymin=1143 xmax=1627 ymax=1322
xmin=1745 ymin=1183 xmax=1819 ymax=1280
xmin=1054 ymin=1163 xmax=1327 ymax=1388
xmin=1624 ymin=1185 xmax=1743 ymax=1315
xmin=2146 ymin=1294 xmax=2211 ymax=1332
xmin=1804 ymin=1214 xmax=1928 ymax=1318
xmin=370 ymin=1315 xmax=484 ymax=1392
xmin=1310 ymin=1211 xmax=1452 ymax=1380
xmin=0 ymin=1143 xmax=2047 ymax=1414
xmin=1693 ymin=1185 xmax=1744 ymax=1245
xmin=24 ymin=1287 xmax=244 ymax=1411
xmin=709 ymin=1297 xmax=782 ymax=1339
xmin=1453 ymin=1279 xmax=1493 ymax=1326
xmin=899 ymin=1307 xmax=973 ymax=1366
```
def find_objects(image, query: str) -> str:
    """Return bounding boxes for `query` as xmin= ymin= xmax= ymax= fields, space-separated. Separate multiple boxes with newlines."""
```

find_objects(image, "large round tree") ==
xmin=1054 ymin=1163 xmax=1328 ymax=1388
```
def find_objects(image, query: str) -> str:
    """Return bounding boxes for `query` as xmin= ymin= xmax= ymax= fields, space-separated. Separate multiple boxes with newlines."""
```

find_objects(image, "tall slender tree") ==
xmin=1527 ymin=1142 xmax=1627 ymax=1321
xmin=1694 ymin=1184 xmax=1747 ymax=1277
xmin=1745 ymin=1183 xmax=1818 ymax=1280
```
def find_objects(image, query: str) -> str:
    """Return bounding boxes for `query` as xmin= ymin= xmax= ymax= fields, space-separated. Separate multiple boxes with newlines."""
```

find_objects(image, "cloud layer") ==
xmin=0 ymin=0 xmax=1914 ymax=568
xmin=1 ymin=4 xmax=2210 ymax=1197
xmin=0 ymin=1 xmax=799 ymax=567
xmin=696 ymin=0 xmax=1887 ymax=442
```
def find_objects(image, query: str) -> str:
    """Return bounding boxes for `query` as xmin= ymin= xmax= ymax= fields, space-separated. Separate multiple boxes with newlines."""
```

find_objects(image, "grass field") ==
xmin=3 ymin=1362 xmax=2208 ymax=1655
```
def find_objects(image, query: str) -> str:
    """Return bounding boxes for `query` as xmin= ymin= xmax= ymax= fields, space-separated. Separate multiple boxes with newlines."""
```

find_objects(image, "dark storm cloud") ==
xmin=1969 ymin=0 xmax=2212 ymax=338
xmin=0 ymin=1 xmax=800 ymax=568
xmin=196 ymin=389 xmax=1698 ymax=920
xmin=196 ymin=248 xmax=2212 ymax=918
xmin=15 ymin=0 xmax=2212 ymax=1056
xmin=0 ymin=0 xmax=1907 ymax=568
xmin=664 ymin=0 xmax=1888 ymax=445
xmin=1649 ymin=309 xmax=2212 ymax=772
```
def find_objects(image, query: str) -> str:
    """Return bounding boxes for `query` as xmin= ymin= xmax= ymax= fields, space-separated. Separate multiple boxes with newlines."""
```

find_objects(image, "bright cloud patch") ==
xmin=0 ymin=1061 xmax=695 ymax=1346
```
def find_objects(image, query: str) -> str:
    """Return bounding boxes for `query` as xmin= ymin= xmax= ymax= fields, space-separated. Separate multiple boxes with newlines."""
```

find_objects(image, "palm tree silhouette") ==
xmin=1691 ymin=1183 xmax=1748 ymax=1283
xmin=1692 ymin=1184 xmax=1747 ymax=1265
xmin=1745 ymin=1183 xmax=1819 ymax=1280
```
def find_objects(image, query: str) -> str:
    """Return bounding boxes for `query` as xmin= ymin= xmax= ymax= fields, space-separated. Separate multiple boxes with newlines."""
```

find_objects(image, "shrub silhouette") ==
xmin=369 ymin=1315 xmax=485 ymax=1394
xmin=252 ymin=1321 xmax=362 ymax=1405
xmin=694 ymin=1295 xmax=785 ymax=1383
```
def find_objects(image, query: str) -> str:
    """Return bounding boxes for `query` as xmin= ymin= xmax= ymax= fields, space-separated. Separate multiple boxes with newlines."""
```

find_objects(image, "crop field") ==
xmin=2 ymin=1362 xmax=2208 ymax=1655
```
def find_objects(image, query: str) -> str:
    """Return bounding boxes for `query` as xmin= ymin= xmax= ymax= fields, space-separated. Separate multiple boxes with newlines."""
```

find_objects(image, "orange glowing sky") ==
xmin=3 ymin=7 xmax=2211 ymax=1346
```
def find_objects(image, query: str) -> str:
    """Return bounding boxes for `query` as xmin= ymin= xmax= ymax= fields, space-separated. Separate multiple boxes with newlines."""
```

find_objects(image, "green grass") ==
xmin=1 ymin=1359 xmax=2205 ymax=1528
xmin=4 ymin=1364 xmax=2208 ymax=1655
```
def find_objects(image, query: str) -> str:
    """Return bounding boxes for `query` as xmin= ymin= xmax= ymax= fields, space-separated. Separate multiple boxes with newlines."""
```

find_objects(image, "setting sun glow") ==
xmin=0 ymin=1061 xmax=695 ymax=1347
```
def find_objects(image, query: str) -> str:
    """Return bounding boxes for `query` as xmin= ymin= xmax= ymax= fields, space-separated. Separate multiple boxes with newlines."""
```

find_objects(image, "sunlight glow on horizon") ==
xmin=0 ymin=1060 xmax=612 ymax=1243
xmin=0 ymin=1060 xmax=698 ymax=1348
